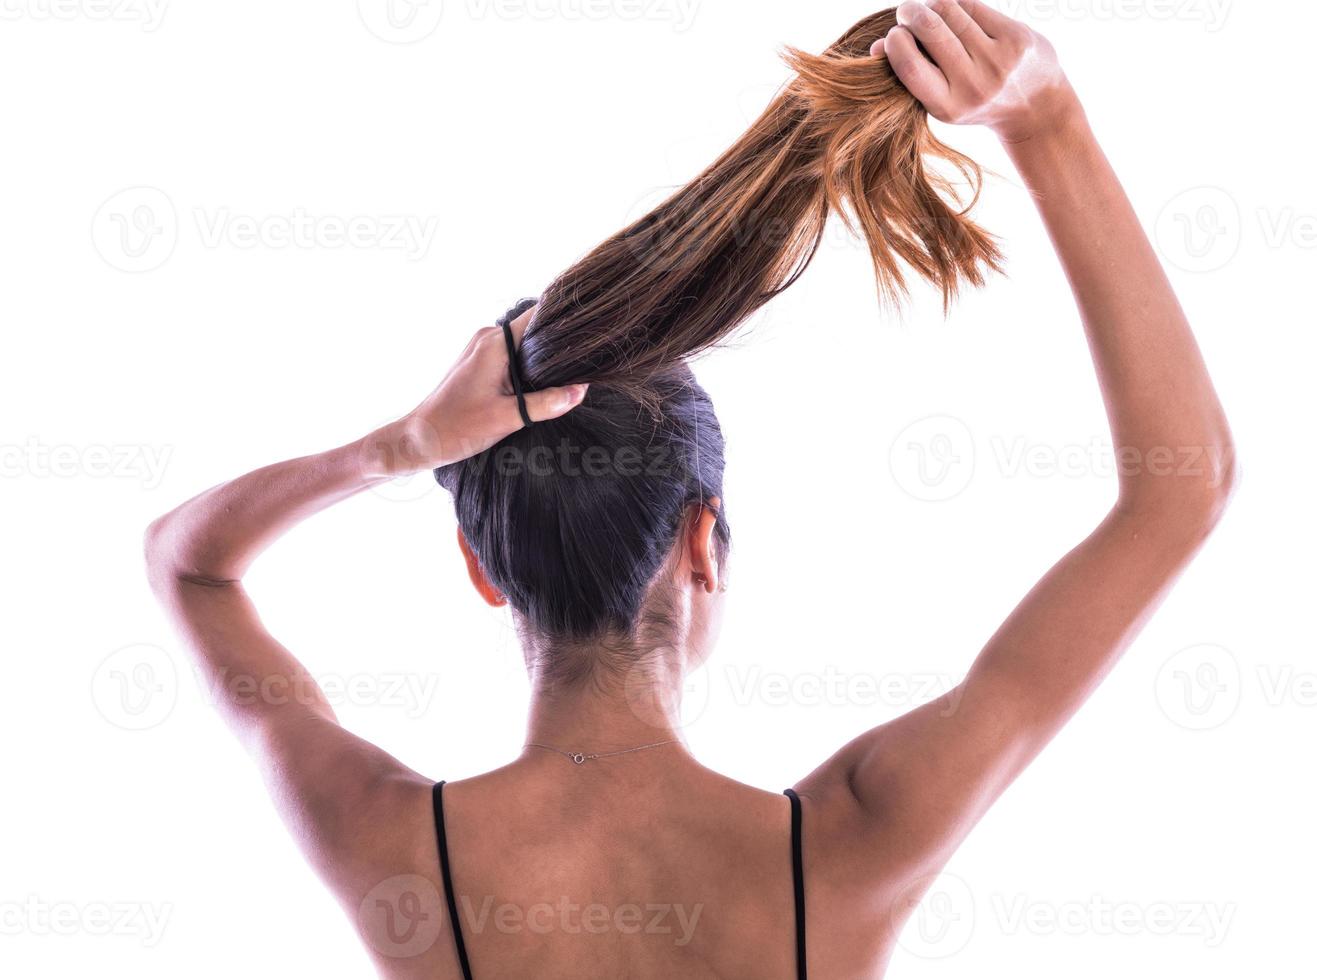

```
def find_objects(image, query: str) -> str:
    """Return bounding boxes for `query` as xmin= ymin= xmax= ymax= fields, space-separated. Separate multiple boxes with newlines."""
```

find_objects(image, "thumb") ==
xmin=524 ymin=383 xmax=590 ymax=422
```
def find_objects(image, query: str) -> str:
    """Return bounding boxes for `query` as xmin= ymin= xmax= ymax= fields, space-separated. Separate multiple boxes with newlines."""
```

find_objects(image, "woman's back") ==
xmin=416 ymin=757 xmax=804 ymax=979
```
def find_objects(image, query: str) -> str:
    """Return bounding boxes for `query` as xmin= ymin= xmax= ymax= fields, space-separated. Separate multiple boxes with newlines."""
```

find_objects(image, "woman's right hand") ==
xmin=872 ymin=0 xmax=1079 ymax=144
xmin=362 ymin=316 xmax=588 ymax=479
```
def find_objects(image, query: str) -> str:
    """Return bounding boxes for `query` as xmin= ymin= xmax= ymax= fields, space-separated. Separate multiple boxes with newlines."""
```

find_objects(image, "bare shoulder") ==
xmin=794 ymin=720 xmax=942 ymax=874
xmin=265 ymin=718 xmax=439 ymax=900
xmin=789 ymin=735 xmax=939 ymax=975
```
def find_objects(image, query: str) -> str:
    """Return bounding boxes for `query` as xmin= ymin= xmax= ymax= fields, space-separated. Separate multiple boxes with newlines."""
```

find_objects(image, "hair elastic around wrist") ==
xmin=498 ymin=297 xmax=539 ymax=429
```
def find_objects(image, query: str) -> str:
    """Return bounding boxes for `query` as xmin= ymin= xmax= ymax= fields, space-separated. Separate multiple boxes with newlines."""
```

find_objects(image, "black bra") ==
xmin=431 ymin=782 xmax=808 ymax=979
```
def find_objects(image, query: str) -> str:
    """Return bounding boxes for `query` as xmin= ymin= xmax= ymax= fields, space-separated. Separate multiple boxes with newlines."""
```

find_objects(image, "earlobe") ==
xmin=456 ymin=527 xmax=508 ymax=608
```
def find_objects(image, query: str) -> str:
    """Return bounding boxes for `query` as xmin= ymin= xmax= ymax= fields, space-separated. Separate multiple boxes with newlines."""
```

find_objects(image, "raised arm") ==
xmin=805 ymin=0 xmax=1235 ymax=899
xmin=143 ymin=314 xmax=585 ymax=887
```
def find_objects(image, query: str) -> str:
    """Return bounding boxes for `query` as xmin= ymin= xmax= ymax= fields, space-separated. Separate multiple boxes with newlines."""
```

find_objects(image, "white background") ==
xmin=2 ymin=1 xmax=1312 ymax=977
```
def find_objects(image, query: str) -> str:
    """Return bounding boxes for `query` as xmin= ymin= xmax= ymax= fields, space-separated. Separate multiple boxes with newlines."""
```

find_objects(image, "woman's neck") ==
xmin=521 ymin=653 xmax=692 ymax=756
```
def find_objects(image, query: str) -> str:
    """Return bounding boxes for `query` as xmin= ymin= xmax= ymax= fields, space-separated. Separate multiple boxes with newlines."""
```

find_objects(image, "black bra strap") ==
xmin=774 ymin=790 xmax=806 ymax=980
xmin=784 ymin=788 xmax=807 ymax=979
xmin=432 ymin=782 xmax=475 ymax=980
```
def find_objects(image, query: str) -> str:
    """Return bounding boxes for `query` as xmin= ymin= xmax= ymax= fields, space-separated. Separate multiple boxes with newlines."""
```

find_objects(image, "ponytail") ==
xmin=519 ymin=8 xmax=1001 ymax=402
xmin=440 ymin=9 xmax=1002 ymax=652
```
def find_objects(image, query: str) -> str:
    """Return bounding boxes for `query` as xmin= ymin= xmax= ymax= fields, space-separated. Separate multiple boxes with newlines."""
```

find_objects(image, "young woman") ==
xmin=145 ymin=3 xmax=1235 ymax=977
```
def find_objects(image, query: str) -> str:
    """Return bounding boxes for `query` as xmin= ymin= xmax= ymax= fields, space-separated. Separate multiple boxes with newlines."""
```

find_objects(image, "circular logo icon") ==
xmin=91 ymin=643 xmax=178 ymax=731
xmin=889 ymin=415 xmax=976 ymax=502
xmin=892 ymin=871 xmax=976 ymax=960
xmin=1154 ymin=643 xmax=1242 ymax=731
xmin=1154 ymin=186 xmax=1242 ymax=274
xmin=358 ymin=0 xmax=444 ymax=44
xmin=359 ymin=416 xmax=443 ymax=504
xmin=358 ymin=874 xmax=445 ymax=958
xmin=92 ymin=186 xmax=177 ymax=273
xmin=616 ymin=184 xmax=708 ymax=278
xmin=623 ymin=652 xmax=711 ymax=733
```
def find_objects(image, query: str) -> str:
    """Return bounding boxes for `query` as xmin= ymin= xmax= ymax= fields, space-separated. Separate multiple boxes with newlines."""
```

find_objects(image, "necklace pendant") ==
xmin=570 ymin=752 xmax=586 ymax=764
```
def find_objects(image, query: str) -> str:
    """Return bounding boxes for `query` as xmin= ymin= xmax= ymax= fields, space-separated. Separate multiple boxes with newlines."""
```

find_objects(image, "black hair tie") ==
xmin=498 ymin=297 xmax=539 ymax=430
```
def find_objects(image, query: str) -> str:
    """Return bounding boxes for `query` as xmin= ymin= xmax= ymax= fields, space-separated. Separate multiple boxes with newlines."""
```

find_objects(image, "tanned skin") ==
xmin=146 ymin=3 xmax=1234 ymax=976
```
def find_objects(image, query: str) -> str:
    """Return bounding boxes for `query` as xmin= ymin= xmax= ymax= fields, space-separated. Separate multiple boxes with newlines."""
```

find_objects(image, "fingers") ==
xmin=496 ymin=306 xmax=589 ymax=423
xmin=926 ymin=0 xmax=991 ymax=56
xmin=958 ymin=0 xmax=1020 ymax=38
xmin=883 ymin=25 xmax=950 ymax=114
xmin=896 ymin=1 xmax=971 ymax=76
xmin=469 ymin=320 xmax=587 ymax=426
xmin=521 ymin=384 xmax=589 ymax=424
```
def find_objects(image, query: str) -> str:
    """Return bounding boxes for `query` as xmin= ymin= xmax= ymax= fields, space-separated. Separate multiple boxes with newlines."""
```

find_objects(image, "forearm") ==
xmin=144 ymin=314 xmax=583 ymax=587
xmin=1005 ymin=102 xmax=1235 ymax=510
xmin=145 ymin=433 xmax=395 ymax=584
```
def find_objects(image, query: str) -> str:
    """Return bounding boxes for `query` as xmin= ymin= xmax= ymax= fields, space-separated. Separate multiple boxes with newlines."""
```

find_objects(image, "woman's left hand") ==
xmin=362 ymin=315 xmax=588 ymax=478
xmin=873 ymin=0 xmax=1077 ymax=145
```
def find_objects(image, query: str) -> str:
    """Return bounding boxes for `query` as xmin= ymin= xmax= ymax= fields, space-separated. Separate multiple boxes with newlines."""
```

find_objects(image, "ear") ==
xmin=456 ymin=526 xmax=508 ymax=608
xmin=685 ymin=496 xmax=721 ymax=595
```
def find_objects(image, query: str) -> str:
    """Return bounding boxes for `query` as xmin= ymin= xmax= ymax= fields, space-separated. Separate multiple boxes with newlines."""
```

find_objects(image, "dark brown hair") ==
xmin=438 ymin=8 xmax=1001 ymax=674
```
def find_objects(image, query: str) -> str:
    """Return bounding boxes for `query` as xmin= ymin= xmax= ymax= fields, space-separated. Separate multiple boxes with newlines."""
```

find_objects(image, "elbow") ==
xmin=1116 ymin=440 xmax=1239 ymax=541
xmin=1204 ymin=447 xmax=1239 ymax=526
xmin=143 ymin=512 xmax=182 ymax=595
xmin=143 ymin=510 xmax=237 ymax=593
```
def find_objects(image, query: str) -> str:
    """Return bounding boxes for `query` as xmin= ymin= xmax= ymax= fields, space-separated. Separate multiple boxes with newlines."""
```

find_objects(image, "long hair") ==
xmin=438 ymin=9 xmax=1001 ymax=677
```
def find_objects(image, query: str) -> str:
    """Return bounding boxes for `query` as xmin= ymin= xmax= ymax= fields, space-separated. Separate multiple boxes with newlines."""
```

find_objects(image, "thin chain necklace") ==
xmin=524 ymin=738 xmax=680 ymax=766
